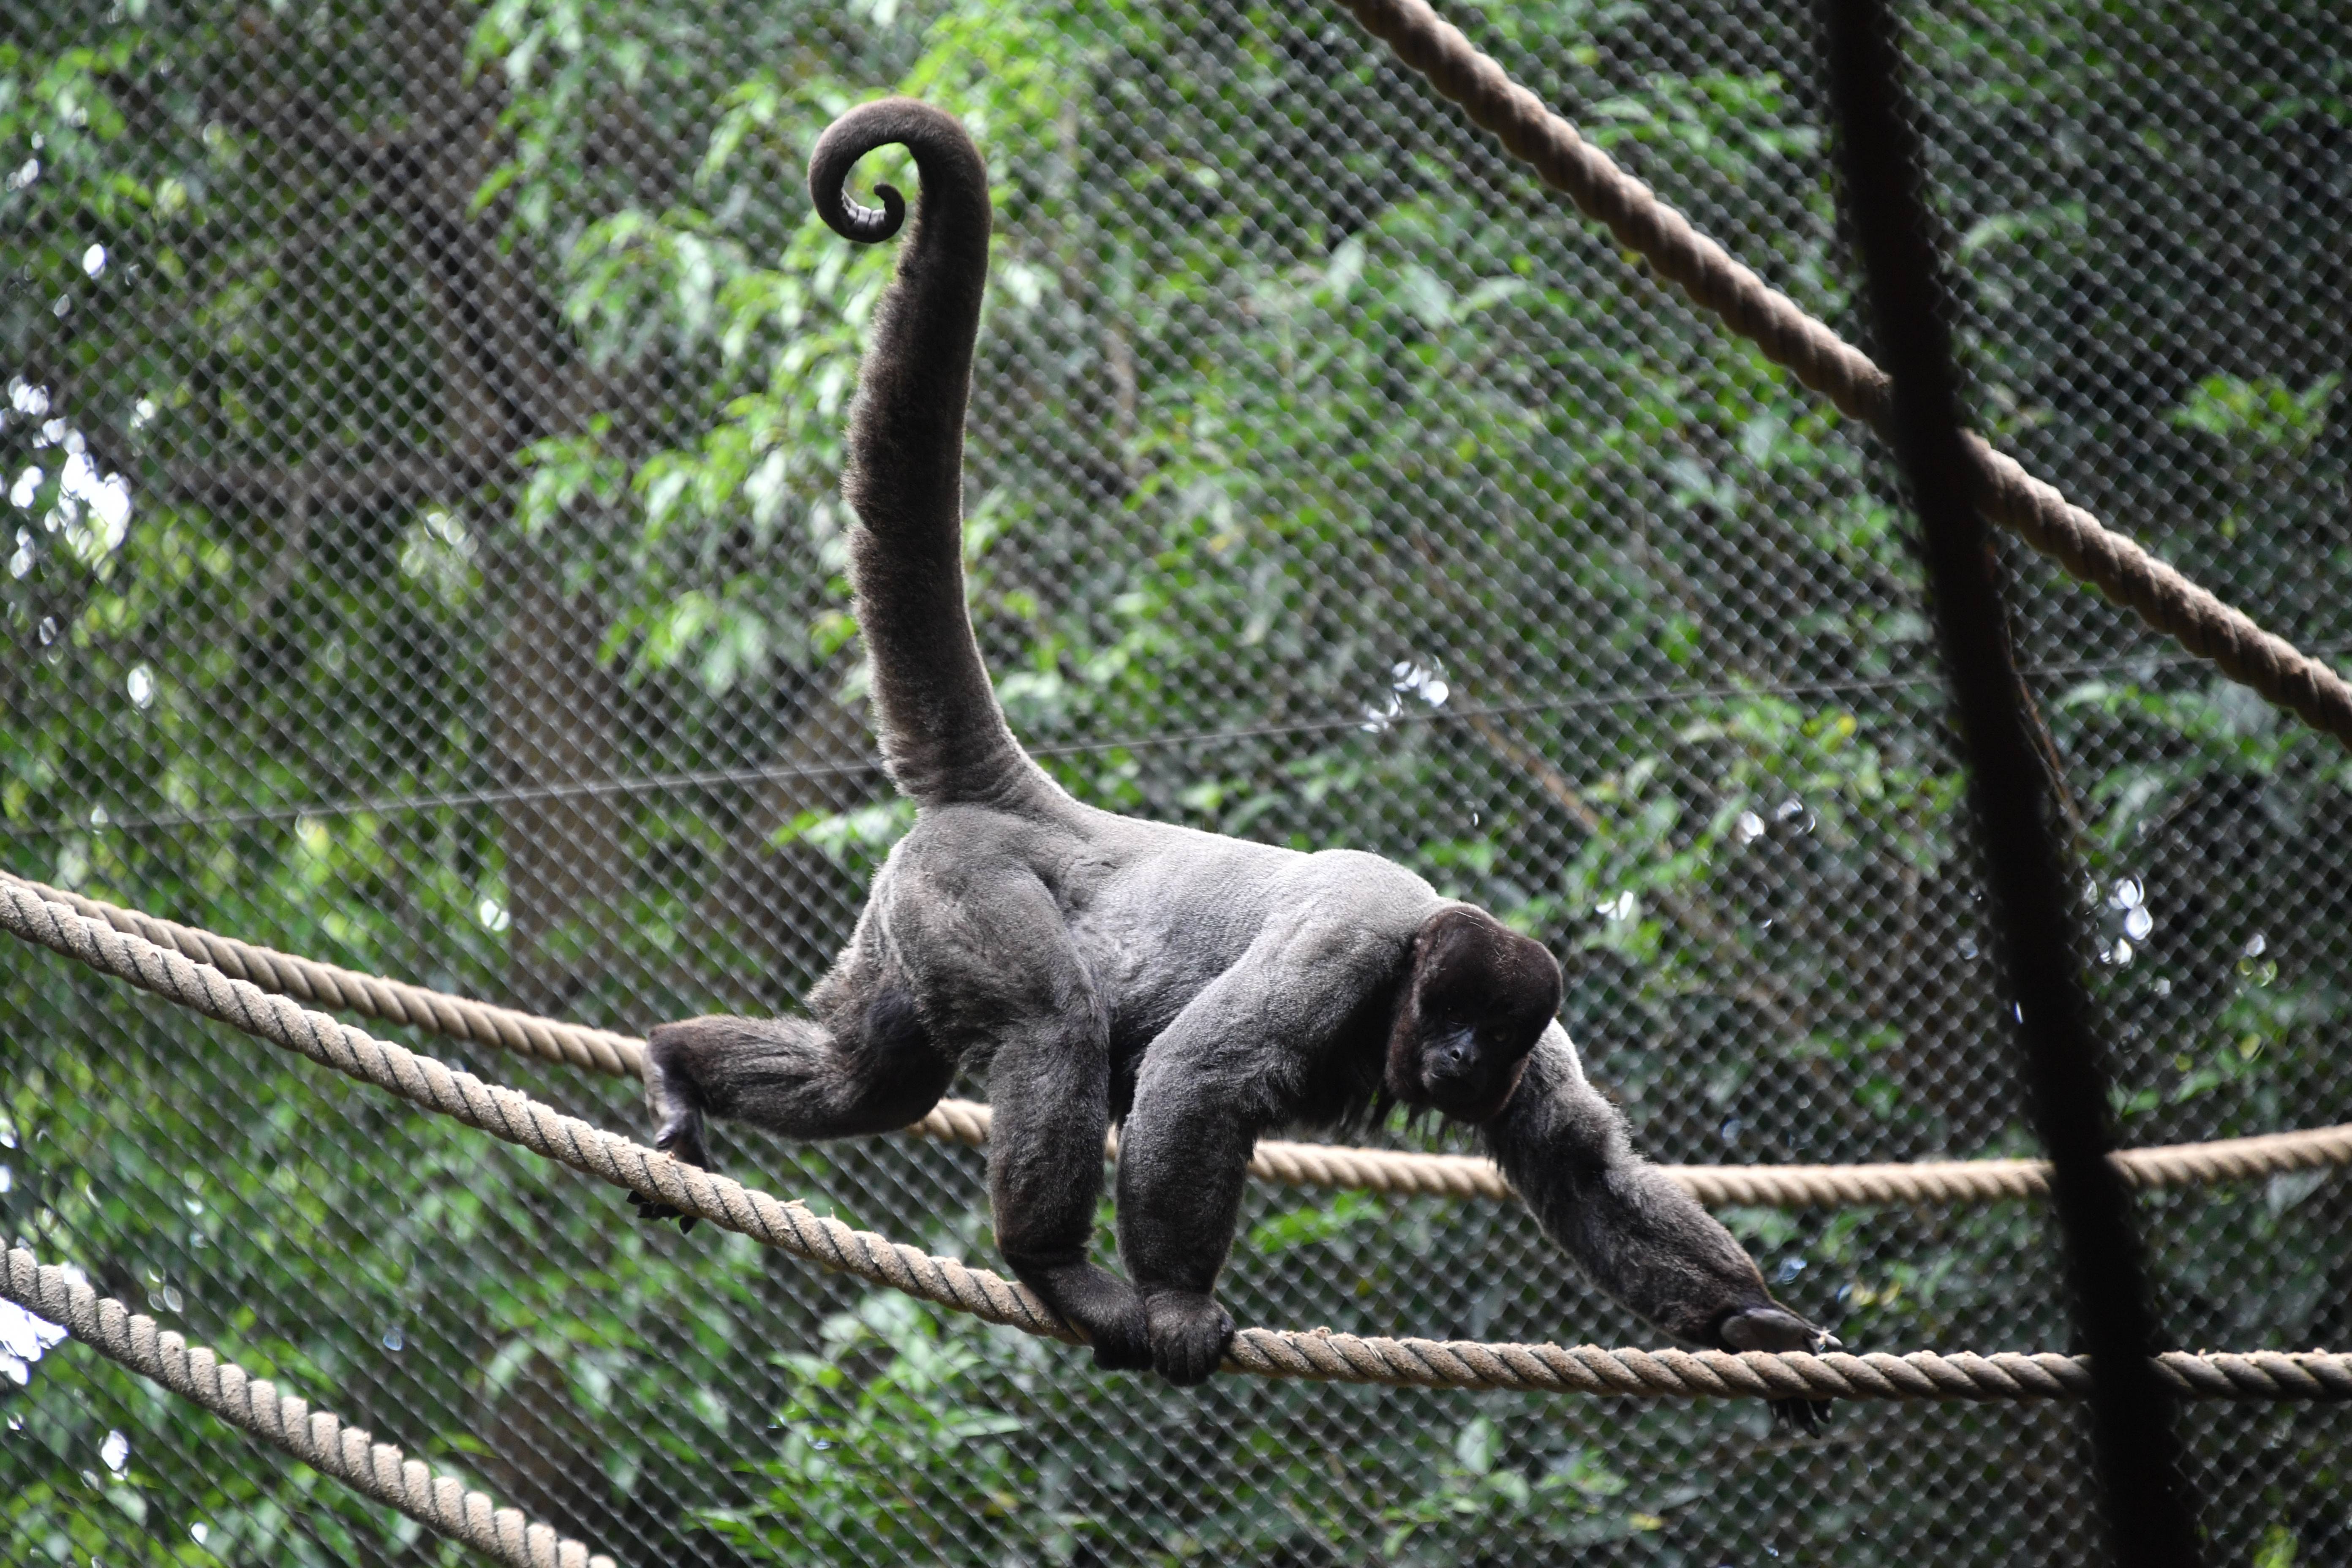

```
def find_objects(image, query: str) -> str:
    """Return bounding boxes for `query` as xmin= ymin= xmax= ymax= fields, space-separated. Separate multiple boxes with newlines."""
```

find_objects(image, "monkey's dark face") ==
xmin=1411 ymin=1021 xmax=1532 ymax=1122
xmin=1386 ymin=907 xmax=1563 ymax=1123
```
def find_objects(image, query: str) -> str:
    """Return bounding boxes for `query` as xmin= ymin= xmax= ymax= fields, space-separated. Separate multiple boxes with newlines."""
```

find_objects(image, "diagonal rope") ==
xmin=0 ymin=1250 xmax=619 ymax=1568
xmin=0 ymin=875 xmax=647 ymax=1078
xmin=15 ymin=872 xmax=2352 ymax=1208
xmin=6 ymin=878 xmax=2352 ymax=1402
xmin=1332 ymin=0 xmax=2352 ymax=747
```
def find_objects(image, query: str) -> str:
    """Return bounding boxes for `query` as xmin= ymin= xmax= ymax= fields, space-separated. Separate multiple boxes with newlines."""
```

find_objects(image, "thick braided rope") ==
xmin=1334 ymin=0 xmax=2352 ymax=745
xmin=6 ymin=873 xmax=1500 ymax=1195
xmin=1671 ymin=1127 xmax=2352 ymax=1207
xmin=0 ymin=879 xmax=1073 ymax=1344
xmin=7 ymin=882 xmax=2352 ymax=1403
xmin=6 ymin=875 xmax=645 ymax=1078
xmin=946 ymin=1111 xmax=2352 ymax=1206
xmin=14 ymin=872 xmax=2352 ymax=1209
xmin=0 ymin=1250 xmax=617 ymax=1568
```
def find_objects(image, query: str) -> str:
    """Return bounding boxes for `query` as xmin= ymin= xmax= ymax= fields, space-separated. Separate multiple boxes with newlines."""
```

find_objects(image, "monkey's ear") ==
xmin=1488 ymin=925 xmax=1563 ymax=1038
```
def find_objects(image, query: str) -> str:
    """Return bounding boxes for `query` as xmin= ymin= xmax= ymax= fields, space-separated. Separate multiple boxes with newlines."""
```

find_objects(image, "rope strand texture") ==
xmin=5 ymin=880 xmax=2350 ymax=1403
xmin=7 ymin=876 xmax=646 ymax=1079
xmin=0 ymin=1250 xmax=618 ymax=1568
xmin=16 ymin=874 xmax=2351 ymax=1208
xmin=1334 ymin=0 xmax=2352 ymax=746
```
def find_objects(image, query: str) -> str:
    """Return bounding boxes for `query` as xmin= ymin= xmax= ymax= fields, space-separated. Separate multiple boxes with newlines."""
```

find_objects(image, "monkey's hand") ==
xmin=1718 ymin=1305 xmax=1840 ymax=1436
xmin=630 ymin=1104 xmax=713 ymax=1234
xmin=1143 ymin=1291 xmax=1235 ymax=1386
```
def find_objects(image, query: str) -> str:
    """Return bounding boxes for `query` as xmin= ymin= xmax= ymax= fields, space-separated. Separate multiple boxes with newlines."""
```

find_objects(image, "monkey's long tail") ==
xmin=811 ymin=100 xmax=1041 ymax=811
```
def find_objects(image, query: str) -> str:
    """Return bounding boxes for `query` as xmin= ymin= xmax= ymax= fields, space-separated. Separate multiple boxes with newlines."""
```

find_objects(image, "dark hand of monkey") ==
xmin=1144 ymin=1291 xmax=1236 ymax=1385
xmin=630 ymin=1104 xmax=713 ymax=1234
xmin=1720 ymin=1305 xmax=1840 ymax=1435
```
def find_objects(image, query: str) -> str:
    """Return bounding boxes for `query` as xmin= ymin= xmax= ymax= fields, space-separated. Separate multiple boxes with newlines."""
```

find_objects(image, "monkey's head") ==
xmin=1386 ymin=906 xmax=1563 ymax=1123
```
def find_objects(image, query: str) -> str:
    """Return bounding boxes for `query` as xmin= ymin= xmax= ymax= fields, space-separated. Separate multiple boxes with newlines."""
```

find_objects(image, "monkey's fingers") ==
xmin=1768 ymin=1396 xmax=1834 ymax=1436
xmin=1144 ymin=1292 xmax=1235 ymax=1386
xmin=626 ymin=1190 xmax=701 ymax=1234
xmin=1776 ymin=1329 xmax=1840 ymax=1435
xmin=1718 ymin=1311 xmax=1838 ymax=1437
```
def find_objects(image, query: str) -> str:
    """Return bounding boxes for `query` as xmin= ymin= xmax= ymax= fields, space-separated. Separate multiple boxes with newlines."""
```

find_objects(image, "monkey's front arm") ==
xmin=1484 ymin=1026 xmax=1832 ymax=1426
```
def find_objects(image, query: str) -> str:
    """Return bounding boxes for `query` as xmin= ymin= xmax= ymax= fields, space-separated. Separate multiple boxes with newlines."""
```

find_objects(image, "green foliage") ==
xmin=7 ymin=0 xmax=2351 ymax=1560
xmin=2170 ymin=374 xmax=2340 ymax=454
xmin=698 ymin=1295 xmax=1049 ymax=1565
xmin=1375 ymin=1416 xmax=1648 ymax=1560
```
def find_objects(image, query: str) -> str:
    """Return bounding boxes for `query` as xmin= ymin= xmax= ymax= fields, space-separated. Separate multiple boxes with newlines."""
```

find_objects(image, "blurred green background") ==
xmin=3 ymin=0 xmax=2348 ymax=1561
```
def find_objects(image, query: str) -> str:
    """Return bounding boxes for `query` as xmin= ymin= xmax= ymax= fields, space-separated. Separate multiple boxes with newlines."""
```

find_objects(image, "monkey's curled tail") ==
xmin=811 ymin=100 xmax=1039 ymax=810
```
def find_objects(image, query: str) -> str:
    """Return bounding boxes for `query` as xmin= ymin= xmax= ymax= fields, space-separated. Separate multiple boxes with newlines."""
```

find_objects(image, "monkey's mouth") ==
xmin=1422 ymin=1071 xmax=1524 ymax=1122
xmin=1417 ymin=1031 xmax=1532 ymax=1123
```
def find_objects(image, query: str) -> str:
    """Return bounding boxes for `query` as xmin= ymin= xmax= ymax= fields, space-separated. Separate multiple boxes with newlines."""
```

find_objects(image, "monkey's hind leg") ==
xmin=1114 ymin=927 xmax=1395 ymax=1385
xmin=984 ymin=1007 xmax=1152 ymax=1374
xmin=636 ymin=1000 xmax=953 ymax=1229
xmin=885 ymin=859 xmax=1149 ymax=1372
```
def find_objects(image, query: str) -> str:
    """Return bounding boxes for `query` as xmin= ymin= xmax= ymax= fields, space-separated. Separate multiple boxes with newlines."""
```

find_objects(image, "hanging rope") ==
xmin=1330 ymin=0 xmax=2352 ymax=748
xmin=6 ymin=880 xmax=2351 ymax=1403
xmin=1823 ymin=0 xmax=2194 ymax=1544
xmin=0 ymin=1250 xmax=619 ymax=1568
xmin=14 ymin=873 xmax=2350 ymax=1208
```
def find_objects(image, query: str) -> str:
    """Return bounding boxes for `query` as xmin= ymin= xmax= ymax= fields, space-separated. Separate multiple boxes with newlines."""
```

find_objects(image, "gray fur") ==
xmin=643 ymin=99 xmax=1825 ymax=1413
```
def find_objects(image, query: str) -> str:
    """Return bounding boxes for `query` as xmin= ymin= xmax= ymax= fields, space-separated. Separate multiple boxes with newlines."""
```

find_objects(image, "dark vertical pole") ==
xmin=1818 ymin=3 xmax=2200 ymax=1563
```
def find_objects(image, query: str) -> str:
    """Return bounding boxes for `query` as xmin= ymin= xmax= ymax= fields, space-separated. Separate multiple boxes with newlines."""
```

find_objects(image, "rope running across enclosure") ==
xmin=0 ymin=1250 xmax=620 ymax=1568
xmin=7 ymin=880 xmax=2351 ymax=1405
xmin=14 ymin=873 xmax=2352 ymax=1209
xmin=1331 ymin=0 xmax=2352 ymax=748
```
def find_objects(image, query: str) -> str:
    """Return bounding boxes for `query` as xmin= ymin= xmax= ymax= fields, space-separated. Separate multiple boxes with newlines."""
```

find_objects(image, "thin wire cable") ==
xmin=16 ymin=640 xmax=2337 ymax=838
xmin=1824 ymin=0 xmax=2197 ymax=1556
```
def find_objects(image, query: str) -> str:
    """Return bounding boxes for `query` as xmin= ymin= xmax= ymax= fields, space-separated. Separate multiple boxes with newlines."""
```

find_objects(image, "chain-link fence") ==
xmin=5 ymin=0 xmax=2349 ymax=1562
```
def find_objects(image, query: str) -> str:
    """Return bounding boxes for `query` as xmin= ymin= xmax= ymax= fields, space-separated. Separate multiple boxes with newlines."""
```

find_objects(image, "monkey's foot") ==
xmin=1719 ymin=1306 xmax=1839 ymax=1435
xmin=1144 ymin=1291 xmax=1235 ymax=1386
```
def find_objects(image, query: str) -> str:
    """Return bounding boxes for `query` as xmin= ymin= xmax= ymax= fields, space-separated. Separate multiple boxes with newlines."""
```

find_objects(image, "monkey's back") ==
xmin=861 ymin=795 xmax=1437 ymax=1092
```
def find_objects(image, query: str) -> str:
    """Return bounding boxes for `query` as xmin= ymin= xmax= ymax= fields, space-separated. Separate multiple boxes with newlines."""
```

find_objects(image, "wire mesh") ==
xmin=3 ymin=0 xmax=2348 ymax=1563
